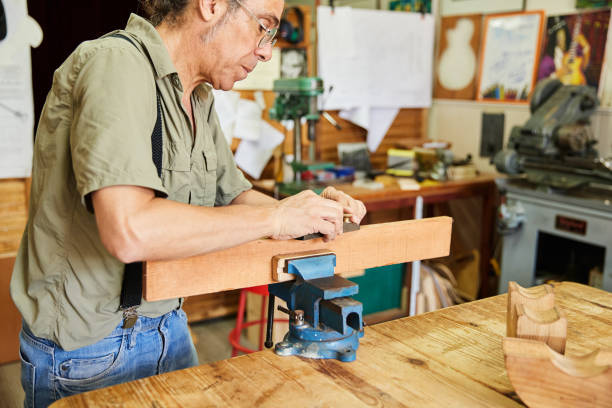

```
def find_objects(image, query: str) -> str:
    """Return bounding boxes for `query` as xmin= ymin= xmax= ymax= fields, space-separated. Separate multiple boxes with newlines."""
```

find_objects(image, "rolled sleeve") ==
xmin=70 ymin=45 xmax=167 ymax=208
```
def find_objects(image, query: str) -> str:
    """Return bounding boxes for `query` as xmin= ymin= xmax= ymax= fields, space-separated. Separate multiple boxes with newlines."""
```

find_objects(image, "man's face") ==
xmin=206 ymin=0 xmax=284 ymax=90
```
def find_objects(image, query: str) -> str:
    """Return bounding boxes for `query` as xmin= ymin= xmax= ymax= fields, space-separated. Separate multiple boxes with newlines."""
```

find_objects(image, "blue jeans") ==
xmin=19 ymin=309 xmax=198 ymax=407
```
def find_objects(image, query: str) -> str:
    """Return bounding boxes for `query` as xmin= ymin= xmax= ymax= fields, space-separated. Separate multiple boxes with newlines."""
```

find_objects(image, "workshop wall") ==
xmin=429 ymin=0 xmax=612 ymax=172
xmin=429 ymin=101 xmax=612 ymax=173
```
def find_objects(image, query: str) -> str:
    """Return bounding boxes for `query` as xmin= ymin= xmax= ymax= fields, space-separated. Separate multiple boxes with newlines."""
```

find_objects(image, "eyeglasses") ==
xmin=235 ymin=0 xmax=278 ymax=48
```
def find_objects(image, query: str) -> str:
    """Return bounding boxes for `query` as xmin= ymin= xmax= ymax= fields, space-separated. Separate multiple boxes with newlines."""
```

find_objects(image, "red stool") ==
xmin=228 ymin=285 xmax=287 ymax=357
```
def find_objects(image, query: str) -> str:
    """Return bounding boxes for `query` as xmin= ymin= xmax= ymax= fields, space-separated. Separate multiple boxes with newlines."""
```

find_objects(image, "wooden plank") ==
xmin=144 ymin=217 xmax=452 ymax=301
xmin=51 ymin=282 xmax=612 ymax=408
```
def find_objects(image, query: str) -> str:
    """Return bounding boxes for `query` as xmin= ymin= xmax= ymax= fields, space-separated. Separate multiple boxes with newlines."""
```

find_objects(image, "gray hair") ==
xmin=139 ymin=0 xmax=240 ymax=27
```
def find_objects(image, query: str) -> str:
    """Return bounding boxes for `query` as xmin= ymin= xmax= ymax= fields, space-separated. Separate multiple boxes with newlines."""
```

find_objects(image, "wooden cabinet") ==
xmin=0 ymin=178 xmax=29 ymax=364
xmin=1 ymin=256 xmax=21 ymax=364
xmin=182 ymin=290 xmax=240 ymax=323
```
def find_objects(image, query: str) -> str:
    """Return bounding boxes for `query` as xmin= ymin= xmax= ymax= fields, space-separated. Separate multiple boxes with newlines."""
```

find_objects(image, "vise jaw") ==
xmin=267 ymin=250 xmax=364 ymax=362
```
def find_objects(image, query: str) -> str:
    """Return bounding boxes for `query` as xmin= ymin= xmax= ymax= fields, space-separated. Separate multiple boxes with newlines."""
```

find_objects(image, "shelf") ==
xmin=432 ymin=98 xmax=612 ymax=115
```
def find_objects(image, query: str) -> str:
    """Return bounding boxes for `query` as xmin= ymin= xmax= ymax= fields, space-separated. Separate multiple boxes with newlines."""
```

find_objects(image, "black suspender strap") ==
xmin=109 ymin=33 xmax=163 ymax=327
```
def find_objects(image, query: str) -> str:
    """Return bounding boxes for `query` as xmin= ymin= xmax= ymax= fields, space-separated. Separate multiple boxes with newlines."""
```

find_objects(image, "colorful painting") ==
xmin=537 ymin=10 xmax=610 ymax=89
xmin=389 ymin=0 xmax=432 ymax=13
xmin=576 ymin=0 xmax=612 ymax=8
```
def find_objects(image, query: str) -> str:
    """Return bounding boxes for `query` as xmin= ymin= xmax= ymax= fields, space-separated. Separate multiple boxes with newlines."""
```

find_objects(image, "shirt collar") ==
xmin=124 ymin=13 xmax=177 ymax=80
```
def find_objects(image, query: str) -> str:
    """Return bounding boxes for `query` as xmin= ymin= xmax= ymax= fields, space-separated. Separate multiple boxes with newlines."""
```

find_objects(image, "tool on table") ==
xmin=297 ymin=215 xmax=359 ymax=240
xmin=494 ymin=79 xmax=612 ymax=191
xmin=264 ymin=248 xmax=364 ymax=362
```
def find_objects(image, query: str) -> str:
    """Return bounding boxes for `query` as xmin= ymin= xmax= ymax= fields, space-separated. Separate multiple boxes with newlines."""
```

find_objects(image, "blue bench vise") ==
xmin=264 ymin=251 xmax=364 ymax=362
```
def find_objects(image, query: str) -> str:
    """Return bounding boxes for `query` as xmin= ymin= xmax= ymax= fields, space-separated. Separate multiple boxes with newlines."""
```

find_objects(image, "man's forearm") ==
xmin=129 ymin=199 xmax=277 ymax=261
xmin=231 ymin=188 xmax=278 ymax=206
xmin=93 ymin=186 xmax=278 ymax=263
xmin=94 ymin=185 xmax=360 ymax=264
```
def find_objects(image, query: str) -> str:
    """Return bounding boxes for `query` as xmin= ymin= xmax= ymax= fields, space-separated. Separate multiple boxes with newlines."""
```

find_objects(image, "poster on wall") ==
xmin=477 ymin=11 xmax=545 ymax=103
xmin=537 ymin=10 xmax=610 ymax=90
xmin=576 ymin=0 xmax=612 ymax=8
xmin=434 ymin=14 xmax=482 ymax=100
xmin=388 ymin=0 xmax=432 ymax=13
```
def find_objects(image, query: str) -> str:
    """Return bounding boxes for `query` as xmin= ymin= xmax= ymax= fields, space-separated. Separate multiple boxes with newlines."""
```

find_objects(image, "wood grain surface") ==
xmin=144 ymin=217 xmax=452 ymax=301
xmin=316 ymin=109 xmax=428 ymax=171
xmin=503 ymin=337 xmax=612 ymax=408
xmin=0 ymin=177 xmax=30 ymax=363
xmin=0 ymin=178 xmax=29 ymax=255
xmin=52 ymin=282 xmax=612 ymax=407
xmin=506 ymin=281 xmax=555 ymax=338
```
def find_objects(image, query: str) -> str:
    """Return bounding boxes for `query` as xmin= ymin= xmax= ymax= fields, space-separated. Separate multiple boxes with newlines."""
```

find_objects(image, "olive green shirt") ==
xmin=10 ymin=14 xmax=252 ymax=351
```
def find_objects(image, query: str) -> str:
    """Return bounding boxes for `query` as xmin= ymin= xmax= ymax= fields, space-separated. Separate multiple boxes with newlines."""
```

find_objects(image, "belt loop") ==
xmin=128 ymin=321 xmax=138 ymax=349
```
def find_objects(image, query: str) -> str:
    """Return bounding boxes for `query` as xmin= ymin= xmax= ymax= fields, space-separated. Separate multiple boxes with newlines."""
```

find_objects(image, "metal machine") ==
xmin=494 ymin=79 xmax=612 ymax=190
xmin=494 ymin=79 xmax=612 ymax=293
xmin=264 ymin=251 xmax=364 ymax=362
xmin=269 ymin=77 xmax=331 ymax=183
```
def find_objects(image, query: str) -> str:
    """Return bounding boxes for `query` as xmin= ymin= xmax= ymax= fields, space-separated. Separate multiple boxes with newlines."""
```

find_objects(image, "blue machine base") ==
xmin=274 ymin=325 xmax=363 ymax=362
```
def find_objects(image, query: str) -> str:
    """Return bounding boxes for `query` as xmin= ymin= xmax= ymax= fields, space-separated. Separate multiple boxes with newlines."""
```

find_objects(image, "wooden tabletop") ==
xmin=51 ymin=282 xmax=612 ymax=407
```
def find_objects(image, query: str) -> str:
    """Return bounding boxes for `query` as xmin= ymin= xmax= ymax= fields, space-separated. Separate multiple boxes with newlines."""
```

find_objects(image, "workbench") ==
xmin=253 ymin=174 xmax=498 ymax=297
xmin=51 ymin=282 xmax=611 ymax=407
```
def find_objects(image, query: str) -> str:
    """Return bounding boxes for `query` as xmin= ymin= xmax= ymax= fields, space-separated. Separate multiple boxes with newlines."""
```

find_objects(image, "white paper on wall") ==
xmin=233 ymin=99 xmax=263 ymax=141
xmin=318 ymin=6 xmax=434 ymax=111
xmin=0 ymin=0 xmax=42 ymax=179
xmin=212 ymin=89 xmax=241 ymax=144
xmin=599 ymin=12 xmax=612 ymax=108
xmin=234 ymin=120 xmax=285 ymax=179
xmin=339 ymin=106 xmax=399 ymax=152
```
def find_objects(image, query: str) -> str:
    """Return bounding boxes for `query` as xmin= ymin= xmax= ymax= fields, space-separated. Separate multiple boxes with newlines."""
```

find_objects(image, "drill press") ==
xmin=269 ymin=77 xmax=333 ymax=185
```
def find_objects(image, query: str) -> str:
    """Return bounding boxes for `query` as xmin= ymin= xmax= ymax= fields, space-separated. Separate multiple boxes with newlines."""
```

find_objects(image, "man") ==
xmin=11 ymin=0 xmax=366 ymax=406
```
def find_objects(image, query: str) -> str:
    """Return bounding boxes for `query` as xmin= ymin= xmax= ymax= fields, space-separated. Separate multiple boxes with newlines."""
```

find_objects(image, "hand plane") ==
xmin=297 ymin=216 xmax=360 ymax=240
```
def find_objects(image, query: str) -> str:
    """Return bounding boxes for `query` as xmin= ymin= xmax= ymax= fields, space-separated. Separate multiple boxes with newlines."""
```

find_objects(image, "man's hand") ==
xmin=321 ymin=186 xmax=366 ymax=224
xmin=272 ymin=190 xmax=344 ymax=241
xmin=271 ymin=187 xmax=367 ymax=241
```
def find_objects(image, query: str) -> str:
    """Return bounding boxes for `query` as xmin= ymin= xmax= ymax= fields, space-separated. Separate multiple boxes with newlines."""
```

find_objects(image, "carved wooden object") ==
xmin=503 ymin=337 xmax=612 ymax=408
xmin=506 ymin=281 xmax=555 ymax=338
xmin=514 ymin=303 xmax=567 ymax=354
